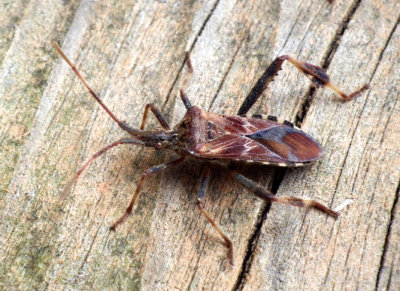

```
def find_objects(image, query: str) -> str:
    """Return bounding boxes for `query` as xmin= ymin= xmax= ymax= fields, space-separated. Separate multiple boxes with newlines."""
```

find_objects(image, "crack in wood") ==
xmin=233 ymin=202 xmax=271 ymax=291
xmin=376 ymin=181 xmax=400 ymax=290
xmin=208 ymin=44 xmax=242 ymax=111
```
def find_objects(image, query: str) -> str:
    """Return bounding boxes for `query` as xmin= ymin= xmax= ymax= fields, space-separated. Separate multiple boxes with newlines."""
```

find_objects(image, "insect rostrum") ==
xmin=53 ymin=42 xmax=368 ymax=265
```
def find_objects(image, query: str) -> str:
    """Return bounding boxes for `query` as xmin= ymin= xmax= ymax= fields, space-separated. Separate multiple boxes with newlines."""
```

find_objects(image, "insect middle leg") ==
xmin=110 ymin=156 xmax=185 ymax=230
xmin=197 ymin=166 xmax=234 ymax=265
xmin=231 ymin=171 xmax=338 ymax=218
xmin=238 ymin=55 xmax=369 ymax=115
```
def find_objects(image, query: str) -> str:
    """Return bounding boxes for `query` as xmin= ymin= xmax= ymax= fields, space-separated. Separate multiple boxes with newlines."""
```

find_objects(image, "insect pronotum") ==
xmin=53 ymin=42 xmax=369 ymax=265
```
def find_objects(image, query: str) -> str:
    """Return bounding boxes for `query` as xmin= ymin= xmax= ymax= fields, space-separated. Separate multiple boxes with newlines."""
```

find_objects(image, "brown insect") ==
xmin=53 ymin=42 xmax=368 ymax=264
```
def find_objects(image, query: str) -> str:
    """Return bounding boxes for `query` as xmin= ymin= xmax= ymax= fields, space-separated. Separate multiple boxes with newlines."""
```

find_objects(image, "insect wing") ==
xmin=196 ymin=123 xmax=323 ymax=164
xmin=197 ymin=134 xmax=290 ymax=163
xmin=205 ymin=112 xmax=277 ymax=135
xmin=246 ymin=125 xmax=324 ymax=162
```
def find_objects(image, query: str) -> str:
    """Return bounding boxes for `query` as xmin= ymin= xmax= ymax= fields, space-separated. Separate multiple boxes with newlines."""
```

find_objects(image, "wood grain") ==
xmin=0 ymin=0 xmax=398 ymax=290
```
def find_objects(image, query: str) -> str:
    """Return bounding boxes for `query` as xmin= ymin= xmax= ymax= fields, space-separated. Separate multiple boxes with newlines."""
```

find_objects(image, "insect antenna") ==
xmin=52 ymin=41 xmax=141 ymax=136
xmin=53 ymin=42 xmax=148 ymax=199
xmin=59 ymin=139 xmax=144 ymax=202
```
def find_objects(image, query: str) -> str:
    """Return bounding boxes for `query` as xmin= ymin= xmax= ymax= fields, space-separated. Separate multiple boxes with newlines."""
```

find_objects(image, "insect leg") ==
xmin=110 ymin=156 xmax=185 ymax=230
xmin=238 ymin=55 xmax=369 ymax=115
xmin=238 ymin=57 xmax=285 ymax=115
xmin=231 ymin=171 xmax=338 ymax=218
xmin=140 ymin=103 xmax=170 ymax=130
xmin=53 ymin=42 xmax=140 ymax=136
xmin=179 ymin=52 xmax=193 ymax=109
xmin=284 ymin=56 xmax=369 ymax=101
xmin=197 ymin=166 xmax=234 ymax=265
xmin=60 ymin=139 xmax=145 ymax=201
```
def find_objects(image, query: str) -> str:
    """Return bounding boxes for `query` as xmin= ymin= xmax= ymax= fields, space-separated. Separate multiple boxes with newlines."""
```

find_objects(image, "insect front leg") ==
xmin=196 ymin=166 xmax=234 ymax=265
xmin=140 ymin=103 xmax=170 ymax=130
xmin=110 ymin=156 xmax=185 ymax=230
xmin=230 ymin=171 xmax=338 ymax=218
xmin=238 ymin=55 xmax=369 ymax=115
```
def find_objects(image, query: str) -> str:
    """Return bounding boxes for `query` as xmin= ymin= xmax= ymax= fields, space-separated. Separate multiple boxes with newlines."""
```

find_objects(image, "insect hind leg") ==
xmin=238 ymin=57 xmax=286 ymax=115
xmin=238 ymin=55 xmax=369 ymax=115
xmin=285 ymin=56 xmax=369 ymax=101
xmin=230 ymin=171 xmax=338 ymax=218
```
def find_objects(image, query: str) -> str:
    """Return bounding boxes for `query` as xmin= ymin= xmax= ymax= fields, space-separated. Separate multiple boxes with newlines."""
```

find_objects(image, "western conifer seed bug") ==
xmin=53 ymin=42 xmax=369 ymax=265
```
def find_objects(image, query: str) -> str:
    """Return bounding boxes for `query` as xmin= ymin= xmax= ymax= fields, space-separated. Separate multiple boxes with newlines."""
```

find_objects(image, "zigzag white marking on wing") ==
xmin=241 ymin=139 xmax=258 ymax=154
xmin=203 ymin=136 xmax=258 ymax=155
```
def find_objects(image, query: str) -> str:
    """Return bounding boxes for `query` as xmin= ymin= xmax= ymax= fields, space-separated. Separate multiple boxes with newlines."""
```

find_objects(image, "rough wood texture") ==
xmin=0 ymin=0 xmax=399 ymax=290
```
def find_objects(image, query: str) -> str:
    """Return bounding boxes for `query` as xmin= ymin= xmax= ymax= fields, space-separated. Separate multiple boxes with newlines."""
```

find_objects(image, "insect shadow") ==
xmin=53 ymin=42 xmax=368 ymax=265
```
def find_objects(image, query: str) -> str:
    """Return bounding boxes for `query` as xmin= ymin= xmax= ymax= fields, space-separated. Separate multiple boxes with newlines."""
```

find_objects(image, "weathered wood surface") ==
xmin=0 ymin=0 xmax=399 ymax=290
